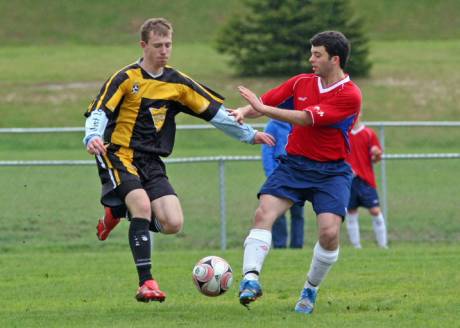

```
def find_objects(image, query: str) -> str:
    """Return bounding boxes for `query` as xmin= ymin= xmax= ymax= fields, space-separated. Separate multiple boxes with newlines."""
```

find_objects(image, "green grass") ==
xmin=1 ymin=246 xmax=459 ymax=327
xmin=350 ymin=0 xmax=460 ymax=40
xmin=1 ymin=2 xmax=460 ymax=326
xmin=1 ymin=0 xmax=459 ymax=45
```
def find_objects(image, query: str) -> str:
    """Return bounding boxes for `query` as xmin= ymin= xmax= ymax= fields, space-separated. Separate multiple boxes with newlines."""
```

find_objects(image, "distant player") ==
xmin=231 ymin=31 xmax=361 ymax=314
xmin=345 ymin=117 xmax=388 ymax=249
xmin=83 ymin=17 xmax=274 ymax=303
xmin=262 ymin=119 xmax=305 ymax=249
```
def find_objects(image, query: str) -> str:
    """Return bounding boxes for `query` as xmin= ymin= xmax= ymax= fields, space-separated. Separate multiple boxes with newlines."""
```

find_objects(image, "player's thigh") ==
xmin=151 ymin=194 xmax=184 ymax=230
xmin=124 ymin=188 xmax=152 ymax=219
xmin=254 ymin=194 xmax=292 ymax=229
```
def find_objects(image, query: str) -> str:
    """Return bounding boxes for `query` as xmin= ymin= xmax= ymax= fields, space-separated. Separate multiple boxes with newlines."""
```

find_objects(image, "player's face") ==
xmin=309 ymin=45 xmax=336 ymax=78
xmin=141 ymin=31 xmax=172 ymax=70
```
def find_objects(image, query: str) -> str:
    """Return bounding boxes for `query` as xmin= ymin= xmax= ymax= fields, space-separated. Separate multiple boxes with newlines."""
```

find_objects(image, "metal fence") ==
xmin=1 ymin=122 xmax=459 ymax=250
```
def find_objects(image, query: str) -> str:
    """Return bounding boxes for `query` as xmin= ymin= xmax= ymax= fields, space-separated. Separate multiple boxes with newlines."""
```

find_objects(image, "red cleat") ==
xmin=135 ymin=279 xmax=166 ymax=303
xmin=96 ymin=207 xmax=120 ymax=241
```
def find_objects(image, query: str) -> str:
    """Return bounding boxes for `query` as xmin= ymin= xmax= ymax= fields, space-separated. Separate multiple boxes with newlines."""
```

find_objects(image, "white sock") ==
xmin=242 ymin=229 xmax=271 ymax=280
xmin=305 ymin=242 xmax=339 ymax=287
xmin=346 ymin=212 xmax=361 ymax=248
xmin=372 ymin=213 xmax=388 ymax=248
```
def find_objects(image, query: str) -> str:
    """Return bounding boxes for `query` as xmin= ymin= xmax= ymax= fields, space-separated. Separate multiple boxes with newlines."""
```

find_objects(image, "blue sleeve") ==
xmin=261 ymin=121 xmax=278 ymax=176
xmin=210 ymin=105 xmax=257 ymax=143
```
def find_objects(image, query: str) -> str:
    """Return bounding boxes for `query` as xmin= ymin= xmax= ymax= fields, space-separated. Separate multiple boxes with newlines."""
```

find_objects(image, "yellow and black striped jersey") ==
xmin=85 ymin=61 xmax=224 ymax=156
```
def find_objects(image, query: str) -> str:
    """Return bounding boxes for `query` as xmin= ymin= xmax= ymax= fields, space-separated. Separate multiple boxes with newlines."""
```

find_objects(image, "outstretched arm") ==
xmin=210 ymin=105 xmax=275 ymax=146
xmin=227 ymin=105 xmax=264 ymax=125
xmin=238 ymin=86 xmax=312 ymax=126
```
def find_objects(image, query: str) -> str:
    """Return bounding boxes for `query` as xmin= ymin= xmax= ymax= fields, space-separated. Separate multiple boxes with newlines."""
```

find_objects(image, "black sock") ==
xmin=110 ymin=204 xmax=127 ymax=218
xmin=149 ymin=217 xmax=163 ymax=233
xmin=129 ymin=218 xmax=153 ymax=286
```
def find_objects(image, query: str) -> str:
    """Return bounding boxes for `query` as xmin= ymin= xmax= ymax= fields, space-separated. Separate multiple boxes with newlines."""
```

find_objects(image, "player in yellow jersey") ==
xmin=83 ymin=17 xmax=274 ymax=303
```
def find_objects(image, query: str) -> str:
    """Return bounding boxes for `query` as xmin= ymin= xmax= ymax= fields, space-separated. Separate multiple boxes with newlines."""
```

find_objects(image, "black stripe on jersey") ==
xmin=156 ymin=67 xmax=225 ymax=103
xmin=85 ymin=78 xmax=109 ymax=117
xmin=85 ymin=63 xmax=137 ymax=117
xmin=179 ymin=103 xmax=216 ymax=121
xmin=97 ymin=71 xmax=129 ymax=111
xmin=103 ymin=95 xmax=125 ymax=142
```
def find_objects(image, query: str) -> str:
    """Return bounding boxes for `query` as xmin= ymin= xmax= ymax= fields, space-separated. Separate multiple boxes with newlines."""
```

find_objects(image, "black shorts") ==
xmin=95 ymin=144 xmax=176 ymax=207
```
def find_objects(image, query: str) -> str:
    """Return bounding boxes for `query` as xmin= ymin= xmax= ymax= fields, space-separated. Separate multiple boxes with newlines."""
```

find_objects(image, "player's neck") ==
xmin=320 ymin=70 xmax=346 ymax=87
xmin=140 ymin=60 xmax=164 ymax=76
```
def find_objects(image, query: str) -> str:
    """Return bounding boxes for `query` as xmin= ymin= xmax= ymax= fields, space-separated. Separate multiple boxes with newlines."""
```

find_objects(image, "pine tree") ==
xmin=216 ymin=0 xmax=371 ymax=77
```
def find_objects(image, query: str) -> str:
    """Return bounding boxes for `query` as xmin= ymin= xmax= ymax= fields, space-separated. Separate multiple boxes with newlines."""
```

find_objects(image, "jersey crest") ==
xmin=149 ymin=105 xmax=168 ymax=131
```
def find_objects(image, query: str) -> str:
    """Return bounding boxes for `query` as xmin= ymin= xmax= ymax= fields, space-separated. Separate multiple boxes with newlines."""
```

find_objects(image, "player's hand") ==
xmin=371 ymin=153 xmax=382 ymax=163
xmin=238 ymin=86 xmax=264 ymax=113
xmin=253 ymin=131 xmax=275 ymax=146
xmin=86 ymin=136 xmax=107 ymax=155
xmin=227 ymin=107 xmax=246 ymax=125
xmin=370 ymin=146 xmax=382 ymax=163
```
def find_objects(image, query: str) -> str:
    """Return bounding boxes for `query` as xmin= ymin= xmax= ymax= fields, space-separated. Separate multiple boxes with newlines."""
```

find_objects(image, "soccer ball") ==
xmin=192 ymin=256 xmax=233 ymax=297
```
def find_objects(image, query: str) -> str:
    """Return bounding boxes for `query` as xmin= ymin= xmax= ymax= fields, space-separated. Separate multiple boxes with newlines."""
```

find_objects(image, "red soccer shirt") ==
xmin=346 ymin=125 xmax=382 ymax=188
xmin=261 ymin=73 xmax=362 ymax=162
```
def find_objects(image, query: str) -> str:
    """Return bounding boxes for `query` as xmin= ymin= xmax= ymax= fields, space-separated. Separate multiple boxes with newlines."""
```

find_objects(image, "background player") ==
xmin=262 ymin=119 xmax=305 ymax=249
xmin=345 ymin=116 xmax=388 ymax=248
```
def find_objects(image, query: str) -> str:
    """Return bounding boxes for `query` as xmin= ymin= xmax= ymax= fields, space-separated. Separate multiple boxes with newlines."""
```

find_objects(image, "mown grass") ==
xmin=1 ymin=2 xmax=459 ymax=326
xmin=1 ymin=0 xmax=459 ymax=45
xmin=1 ymin=246 xmax=459 ymax=327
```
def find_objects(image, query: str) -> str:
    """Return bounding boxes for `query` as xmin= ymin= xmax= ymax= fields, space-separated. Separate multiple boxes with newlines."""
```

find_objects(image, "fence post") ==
xmin=379 ymin=125 xmax=388 ymax=227
xmin=218 ymin=159 xmax=227 ymax=250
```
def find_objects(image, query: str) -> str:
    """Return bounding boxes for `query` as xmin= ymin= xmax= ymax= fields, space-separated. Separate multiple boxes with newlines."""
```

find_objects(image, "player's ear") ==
xmin=140 ymin=40 xmax=147 ymax=49
xmin=332 ymin=55 xmax=340 ymax=65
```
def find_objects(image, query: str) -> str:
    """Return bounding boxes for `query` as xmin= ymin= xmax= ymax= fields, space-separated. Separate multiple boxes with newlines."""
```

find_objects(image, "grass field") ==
xmin=1 ymin=1 xmax=460 ymax=327
xmin=1 ymin=245 xmax=459 ymax=327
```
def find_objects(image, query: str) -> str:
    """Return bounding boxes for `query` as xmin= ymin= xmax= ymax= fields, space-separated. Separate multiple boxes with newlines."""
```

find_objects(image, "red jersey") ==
xmin=346 ymin=125 xmax=382 ymax=188
xmin=261 ymin=73 xmax=362 ymax=162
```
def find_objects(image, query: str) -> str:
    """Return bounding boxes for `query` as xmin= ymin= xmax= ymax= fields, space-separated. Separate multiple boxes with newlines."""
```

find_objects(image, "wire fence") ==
xmin=1 ymin=122 xmax=459 ymax=249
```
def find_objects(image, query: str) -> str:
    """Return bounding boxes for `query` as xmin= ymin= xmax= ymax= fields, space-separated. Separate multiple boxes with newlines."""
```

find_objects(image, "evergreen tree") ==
xmin=216 ymin=0 xmax=371 ymax=77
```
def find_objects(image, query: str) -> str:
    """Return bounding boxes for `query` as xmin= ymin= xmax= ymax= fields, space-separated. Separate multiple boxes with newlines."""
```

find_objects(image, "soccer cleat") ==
xmin=294 ymin=287 xmax=318 ymax=314
xmin=239 ymin=279 xmax=263 ymax=307
xmin=96 ymin=207 xmax=120 ymax=241
xmin=135 ymin=279 xmax=166 ymax=303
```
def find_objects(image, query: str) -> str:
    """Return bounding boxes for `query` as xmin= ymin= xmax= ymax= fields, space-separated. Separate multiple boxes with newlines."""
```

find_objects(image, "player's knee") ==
xmin=161 ymin=215 xmax=183 ymax=234
xmin=369 ymin=207 xmax=381 ymax=216
xmin=254 ymin=206 xmax=277 ymax=226
xmin=319 ymin=227 xmax=339 ymax=248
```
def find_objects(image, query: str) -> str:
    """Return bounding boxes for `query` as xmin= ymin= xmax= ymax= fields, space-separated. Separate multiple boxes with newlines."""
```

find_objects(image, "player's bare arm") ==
xmin=238 ymin=86 xmax=312 ymax=126
xmin=227 ymin=105 xmax=263 ymax=124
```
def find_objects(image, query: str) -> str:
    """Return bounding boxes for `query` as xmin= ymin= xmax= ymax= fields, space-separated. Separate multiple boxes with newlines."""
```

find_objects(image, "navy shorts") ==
xmin=348 ymin=176 xmax=380 ymax=209
xmin=259 ymin=155 xmax=353 ymax=218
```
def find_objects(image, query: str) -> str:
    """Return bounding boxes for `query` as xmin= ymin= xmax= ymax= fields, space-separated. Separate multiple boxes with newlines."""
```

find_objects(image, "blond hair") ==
xmin=140 ymin=18 xmax=173 ymax=42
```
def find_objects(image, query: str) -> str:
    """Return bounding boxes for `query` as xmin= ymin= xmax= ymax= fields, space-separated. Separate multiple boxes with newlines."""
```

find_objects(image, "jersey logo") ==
xmin=313 ymin=105 xmax=325 ymax=117
xmin=297 ymin=96 xmax=308 ymax=101
xmin=132 ymin=83 xmax=140 ymax=94
xmin=149 ymin=106 xmax=168 ymax=131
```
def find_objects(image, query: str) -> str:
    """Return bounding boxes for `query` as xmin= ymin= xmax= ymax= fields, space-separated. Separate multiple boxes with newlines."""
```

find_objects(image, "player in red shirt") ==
xmin=231 ymin=31 xmax=361 ymax=314
xmin=345 ymin=117 xmax=388 ymax=249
